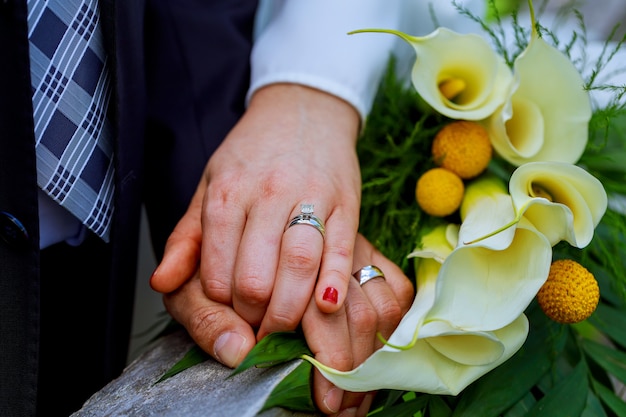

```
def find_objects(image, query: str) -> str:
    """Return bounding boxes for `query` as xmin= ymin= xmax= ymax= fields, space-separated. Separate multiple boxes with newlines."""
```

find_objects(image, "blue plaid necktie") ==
xmin=27 ymin=0 xmax=114 ymax=242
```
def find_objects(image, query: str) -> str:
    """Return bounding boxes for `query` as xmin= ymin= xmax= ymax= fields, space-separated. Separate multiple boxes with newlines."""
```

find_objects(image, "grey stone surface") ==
xmin=72 ymin=330 xmax=321 ymax=417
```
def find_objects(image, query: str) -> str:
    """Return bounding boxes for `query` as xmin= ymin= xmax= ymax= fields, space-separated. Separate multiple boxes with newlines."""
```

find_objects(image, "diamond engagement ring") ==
xmin=353 ymin=265 xmax=385 ymax=286
xmin=286 ymin=204 xmax=326 ymax=239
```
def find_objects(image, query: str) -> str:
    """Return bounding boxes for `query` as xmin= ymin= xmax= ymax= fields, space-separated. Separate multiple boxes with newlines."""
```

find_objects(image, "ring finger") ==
xmin=257 ymin=203 xmax=325 ymax=339
xmin=352 ymin=265 xmax=401 ymax=346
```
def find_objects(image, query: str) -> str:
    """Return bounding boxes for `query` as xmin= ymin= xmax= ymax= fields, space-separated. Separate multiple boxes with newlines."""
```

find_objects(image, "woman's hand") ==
xmin=302 ymin=233 xmax=414 ymax=415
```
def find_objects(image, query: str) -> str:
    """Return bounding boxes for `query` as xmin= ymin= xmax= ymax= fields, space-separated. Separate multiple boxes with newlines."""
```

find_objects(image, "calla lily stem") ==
xmin=463 ymin=216 xmax=521 ymax=245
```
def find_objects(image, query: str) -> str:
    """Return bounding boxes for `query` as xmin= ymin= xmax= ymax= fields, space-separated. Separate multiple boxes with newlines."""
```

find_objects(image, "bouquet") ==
xmin=160 ymin=1 xmax=626 ymax=415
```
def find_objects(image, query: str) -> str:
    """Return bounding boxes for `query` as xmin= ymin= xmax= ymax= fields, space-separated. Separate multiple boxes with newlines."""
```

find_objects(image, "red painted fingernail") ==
xmin=323 ymin=287 xmax=338 ymax=304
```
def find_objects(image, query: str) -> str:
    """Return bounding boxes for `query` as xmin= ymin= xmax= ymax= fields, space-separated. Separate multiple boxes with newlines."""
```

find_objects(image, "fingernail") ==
xmin=323 ymin=387 xmax=343 ymax=413
xmin=214 ymin=332 xmax=247 ymax=368
xmin=150 ymin=267 xmax=158 ymax=279
xmin=323 ymin=287 xmax=338 ymax=304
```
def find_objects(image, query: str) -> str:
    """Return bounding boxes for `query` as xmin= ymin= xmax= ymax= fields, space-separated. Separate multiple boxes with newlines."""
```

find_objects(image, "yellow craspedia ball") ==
xmin=432 ymin=120 xmax=492 ymax=179
xmin=537 ymin=259 xmax=600 ymax=324
xmin=416 ymin=168 xmax=464 ymax=217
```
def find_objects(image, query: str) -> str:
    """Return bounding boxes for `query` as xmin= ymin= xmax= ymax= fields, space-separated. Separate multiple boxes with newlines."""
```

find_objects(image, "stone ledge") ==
xmin=72 ymin=330 xmax=321 ymax=417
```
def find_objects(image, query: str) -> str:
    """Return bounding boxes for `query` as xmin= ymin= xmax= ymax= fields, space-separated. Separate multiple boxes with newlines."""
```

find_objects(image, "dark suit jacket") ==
xmin=0 ymin=0 xmax=256 ymax=415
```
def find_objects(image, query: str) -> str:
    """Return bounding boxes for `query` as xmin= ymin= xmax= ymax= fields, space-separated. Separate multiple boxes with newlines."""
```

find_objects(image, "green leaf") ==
xmin=581 ymin=391 xmax=609 ymax=417
xmin=232 ymin=331 xmax=315 ymax=413
xmin=260 ymin=360 xmax=316 ymax=413
xmin=428 ymin=395 xmax=452 ymax=417
xmin=588 ymin=302 xmax=626 ymax=349
xmin=582 ymin=339 xmax=626 ymax=385
xmin=368 ymin=389 xmax=419 ymax=417
xmin=451 ymin=304 xmax=558 ymax=417
xmin=501 ymin=392 xmax=537 ymax=417
xmin=367 ymin=394 xmax=429 ymax=417
xmin=154 ymin=344 xmax=210 ymax=384
xmin=231 ymin=331 xmax=311 ymax=377
xmin=591 ymin=379 xmax=626 ymax=417
xmin=526 ymin=360 xmax=588 ymax=417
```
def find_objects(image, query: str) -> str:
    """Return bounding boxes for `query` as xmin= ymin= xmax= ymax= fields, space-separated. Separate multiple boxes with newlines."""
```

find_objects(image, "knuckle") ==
xmin=186 ymin=306 xmax=222 ymax=339
xmin=323 ymin=238 xmax=353 ymax=262
xmin=282 ymin=243 xmax=320 ymax=276
xmin=201 ymin=277 xmax=231 ymax=303
xmin=327 ymin=348 xmax=353 ymax=371
xmin=257 ymin=173 xmax=286 ymax=199
xmin=348 ymin=300 xmax=379 ymax=333
xmin=266 ymin=308 xmax=300 ymax=331
xmin=234 ymin=274 xmax=272 ymax=307
xmin=377 ymin=299 xmax=404 ymax=328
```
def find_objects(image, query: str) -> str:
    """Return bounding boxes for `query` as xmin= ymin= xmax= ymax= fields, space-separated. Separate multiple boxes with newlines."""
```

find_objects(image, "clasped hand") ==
xmin=151 ymin=84 xmax=414 ymax=416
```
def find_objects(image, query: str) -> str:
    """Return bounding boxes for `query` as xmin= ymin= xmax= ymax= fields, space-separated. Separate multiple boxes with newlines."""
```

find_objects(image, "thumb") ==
xmin=150 ymin=189 xmax=204 ymax=293
xmin=164 ymin=276 xmax=256 ymax=368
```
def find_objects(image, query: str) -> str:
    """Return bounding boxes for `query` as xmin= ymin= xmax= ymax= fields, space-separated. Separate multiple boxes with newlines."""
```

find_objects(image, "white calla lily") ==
xmin=465 ymin=162 xmax=607 ymax=248
xmin=400 ymin=223 xmax=459 ymax=344
xmin=350 ymin=27 xmax=513 ymax=120
xmin=420 ymin=321 xmax=505 ymax=366
xmin=305 ymin=312 xmax=529 ymax=395
xmin=437 ymin=198 xmax=552 ymax=332
xmin=486 ymin=4 xmax=591 ymax=166
xmin=304 ymin=196 xmax=551 ymax=394
xmin=407 ymin=223 xmax=458 ymax=264
xmin=509 ymin=161 xmax=607 ymax=248
xmin=458 ymin=182 xmax=517 ymax=249
xmin=460 ymin=174 xmax=508 ymax=221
